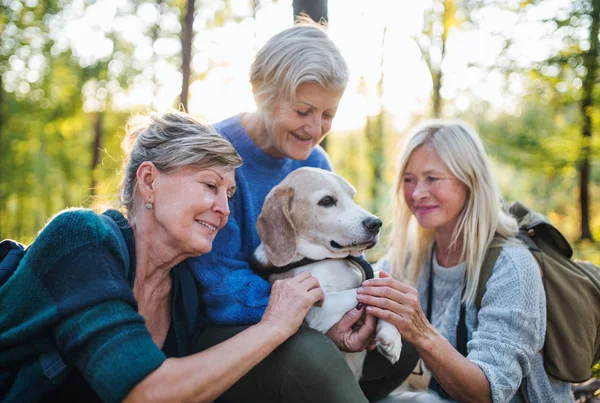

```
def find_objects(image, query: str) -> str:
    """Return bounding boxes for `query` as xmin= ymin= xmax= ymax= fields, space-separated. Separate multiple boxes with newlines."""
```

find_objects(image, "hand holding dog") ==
xmin=325 ymin=305 xmax=377 ymax=352
xmin=357 ymin=271 xmax=435 ymax=347
xmin=261 ymin=272 xmax=325 ymax=339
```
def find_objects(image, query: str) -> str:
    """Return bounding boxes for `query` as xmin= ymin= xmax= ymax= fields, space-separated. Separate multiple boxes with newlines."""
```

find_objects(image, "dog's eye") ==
xmin=318 ymin=195 xmax=336 ymax=207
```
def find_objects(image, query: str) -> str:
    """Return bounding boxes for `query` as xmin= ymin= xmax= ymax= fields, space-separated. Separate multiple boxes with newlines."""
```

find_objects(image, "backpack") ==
xmin=0 ymin=214 xmax=129 ymax=401
xmin=477 ymin=201 xmax=600 ymax=383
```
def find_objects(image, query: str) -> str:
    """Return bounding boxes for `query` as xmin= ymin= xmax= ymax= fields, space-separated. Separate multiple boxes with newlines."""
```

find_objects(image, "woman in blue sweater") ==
xmin=187 ymin=17 xmax=419 ymax=403
xmin=0 ymin=112 xmax=325 ymax=402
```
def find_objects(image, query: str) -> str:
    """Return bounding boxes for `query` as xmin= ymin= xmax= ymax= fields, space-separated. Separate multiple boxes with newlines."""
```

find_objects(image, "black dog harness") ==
xmin=260 ymin=255 xmax=375 ymax=281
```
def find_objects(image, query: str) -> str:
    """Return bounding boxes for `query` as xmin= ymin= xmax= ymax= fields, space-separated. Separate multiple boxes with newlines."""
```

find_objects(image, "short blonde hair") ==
xmin=120 ymin=111 xmax=242 ymax=217
xmin=250 ymin=15 xmax=348 ymax=114
xmin=388 ymin=120 xmax=518 ymax=304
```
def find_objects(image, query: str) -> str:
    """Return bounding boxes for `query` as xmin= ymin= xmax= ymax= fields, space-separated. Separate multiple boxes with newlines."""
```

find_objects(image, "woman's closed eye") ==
xmin=203 ymin=183 xmax=218 ymax=192
xmin=296 ymin=109 xmax=310 ymax=117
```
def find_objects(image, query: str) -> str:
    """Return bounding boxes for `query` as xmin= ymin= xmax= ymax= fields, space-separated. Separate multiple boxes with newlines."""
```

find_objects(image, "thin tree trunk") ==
xmin=90 ymin=112 xmax=103 ymax=197
xmin=180 ymin=0 xmax=195 ymax=112
xmin=578 ymin=0 xmax=599 ymax=241
xmin=432 ymin=0 xmax=452 ymax=118
xmin=366 ymin=27 xmax=387 ymax=215
xmin=293 ymin=0 xmax=328 ymax=149
xmin=293 ymin=0 xmax=328 ymax=23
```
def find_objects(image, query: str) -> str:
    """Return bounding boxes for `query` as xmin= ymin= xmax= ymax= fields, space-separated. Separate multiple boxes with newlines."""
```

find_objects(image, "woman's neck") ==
xmin=129 ymin=217 xmax=183 ymax=292
xmin=240 ymin=112 xmax=281 ymax=158
xmin=434 ymin=232 xmax=464 ymax=268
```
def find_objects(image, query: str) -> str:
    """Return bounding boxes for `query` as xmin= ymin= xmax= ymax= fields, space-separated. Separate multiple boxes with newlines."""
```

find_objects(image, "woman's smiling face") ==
xmin=152 ymin=165 xmax=236 ymax=257
xmin=263 ymin=82 xmax=343 ymax=160
xmin=402 ymin=143 xmax=469 ymax=236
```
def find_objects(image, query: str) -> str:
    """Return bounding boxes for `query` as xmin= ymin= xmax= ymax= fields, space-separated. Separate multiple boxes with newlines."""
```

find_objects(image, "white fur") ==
xmin=255 ymin=167 xmax=402 ymax=380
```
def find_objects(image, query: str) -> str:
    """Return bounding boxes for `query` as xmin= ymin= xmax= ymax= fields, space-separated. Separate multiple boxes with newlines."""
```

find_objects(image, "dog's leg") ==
xmin=375 ymin=320 xmax=403 ymax=364
xmin=304 ymin=289 xmax=358 ymax=333
xmin=371 ymin=270 xmax=403 ymax=364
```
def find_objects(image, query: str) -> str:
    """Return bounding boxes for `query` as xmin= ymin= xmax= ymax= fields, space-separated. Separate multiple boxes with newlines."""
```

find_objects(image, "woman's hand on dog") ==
xmin=261 ymin=272 xmax=324 ymax=339
xmin=325 ymin=305 xmax=377 ymax=352
xmin=356 ymin=271 xmax=436 ymax=347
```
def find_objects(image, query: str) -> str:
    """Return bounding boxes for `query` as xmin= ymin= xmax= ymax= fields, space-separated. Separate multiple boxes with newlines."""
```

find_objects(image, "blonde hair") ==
xmin=250 ymin=15 xmax=348 ymax=115
xmin=120 ymin=111 xmax=242 ymax=217
xmin=388 ymin=120 xmax=518 ymax=304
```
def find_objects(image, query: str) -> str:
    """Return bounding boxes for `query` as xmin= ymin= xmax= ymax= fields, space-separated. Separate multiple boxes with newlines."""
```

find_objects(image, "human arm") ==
xmin=124 ymin=271 xmax=324 ymax=403
xmin=358 ymin=247 xmax=545 ymax=403
xmin=357 ymin=271 xmax=492 ymax=403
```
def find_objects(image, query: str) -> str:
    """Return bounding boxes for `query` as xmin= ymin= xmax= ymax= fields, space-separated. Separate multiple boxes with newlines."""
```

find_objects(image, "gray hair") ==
xmin=250 ymin=15 xmax=349 ymax=114
xmin=120 ymin=111 xmax=242 ymax=216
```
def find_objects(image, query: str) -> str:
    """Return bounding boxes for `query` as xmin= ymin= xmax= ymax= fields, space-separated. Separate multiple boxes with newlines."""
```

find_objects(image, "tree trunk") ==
xmin=432 ymin=0 xmax=452 ymax=118
xmin=293 ymin=0 xmax=329 ymax=149
xmin=90 ymin=112 xmax=103 ymax=197
xmin=365 ymin=28 xmax=387 ymax=215
xmin=293 ymin=0 xmax=328 ymax=23
xmin=180 ymin=0 xmax=195 ymax=112
xmin=578 ymin=0 xmax=599 ymax=241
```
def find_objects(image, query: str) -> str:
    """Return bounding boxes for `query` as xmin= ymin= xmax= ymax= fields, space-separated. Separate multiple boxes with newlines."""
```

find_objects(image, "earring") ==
xmin=145 ymin=200 xmax=153 ymax=209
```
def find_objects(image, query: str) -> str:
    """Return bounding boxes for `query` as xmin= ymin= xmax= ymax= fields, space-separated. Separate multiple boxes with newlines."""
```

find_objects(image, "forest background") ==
xmin=1 ymin=0 xmax=600 ymax=267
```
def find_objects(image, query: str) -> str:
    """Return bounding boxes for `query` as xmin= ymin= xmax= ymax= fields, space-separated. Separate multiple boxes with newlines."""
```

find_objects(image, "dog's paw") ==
xmin=375 ymin=321 xmax=402 ymax=364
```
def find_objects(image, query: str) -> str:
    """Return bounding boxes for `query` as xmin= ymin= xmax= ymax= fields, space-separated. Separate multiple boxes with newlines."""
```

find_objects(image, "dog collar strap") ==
xmin=263 ymin=256 xmax=374 ymax=281
xmin=266 ymin=257 xmax=324 ymax=274
xmin=346 ymin=256 xmax=375 ymax=280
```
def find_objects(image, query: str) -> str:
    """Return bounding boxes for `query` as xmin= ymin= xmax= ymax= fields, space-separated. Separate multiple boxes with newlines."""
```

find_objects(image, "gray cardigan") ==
xmin=377 ymin=245 xmax=574 ymax=403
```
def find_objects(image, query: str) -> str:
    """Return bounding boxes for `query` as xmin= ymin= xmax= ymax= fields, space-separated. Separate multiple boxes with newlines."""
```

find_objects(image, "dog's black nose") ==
xmin=362 ymin=217 xmax=382 ymax=234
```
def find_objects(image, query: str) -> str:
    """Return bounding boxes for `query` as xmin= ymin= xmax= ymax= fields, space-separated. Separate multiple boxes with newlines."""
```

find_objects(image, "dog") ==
xmin=252 ymin=167 xmax=402 ymax=380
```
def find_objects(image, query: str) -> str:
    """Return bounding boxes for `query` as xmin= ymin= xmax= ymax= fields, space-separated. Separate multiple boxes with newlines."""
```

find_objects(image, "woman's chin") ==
xmin=189 ymin=240 xmax=213 ymax=257
xmin=285 ymin=148 xmax=313 ymax=161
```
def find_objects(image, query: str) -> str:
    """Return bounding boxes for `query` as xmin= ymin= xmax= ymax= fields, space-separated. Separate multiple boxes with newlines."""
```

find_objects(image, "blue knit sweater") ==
xmin=187 ymin=114 xmax=332 ymax=325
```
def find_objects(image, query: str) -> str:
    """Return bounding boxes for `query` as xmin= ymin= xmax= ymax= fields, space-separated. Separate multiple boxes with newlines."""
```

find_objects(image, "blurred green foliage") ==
xmin=1 ymin=0 xmax=599 ymax=268
xmin=0 ymin=0 xmax=598 ymax=377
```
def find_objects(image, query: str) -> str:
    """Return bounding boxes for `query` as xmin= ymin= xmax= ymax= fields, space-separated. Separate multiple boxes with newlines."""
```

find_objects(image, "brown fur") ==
xmin=256 ymin=186 xmax=296 ymax=266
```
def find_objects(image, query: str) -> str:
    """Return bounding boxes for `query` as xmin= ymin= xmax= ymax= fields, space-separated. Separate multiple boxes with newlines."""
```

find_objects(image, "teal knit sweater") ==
xmin=0 ymin=208 xmax=195 ymax=402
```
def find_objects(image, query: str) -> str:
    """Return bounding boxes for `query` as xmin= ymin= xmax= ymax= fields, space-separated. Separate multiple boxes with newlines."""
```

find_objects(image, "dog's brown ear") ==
xmin=256 ymin=186 xmax=296 ymax=267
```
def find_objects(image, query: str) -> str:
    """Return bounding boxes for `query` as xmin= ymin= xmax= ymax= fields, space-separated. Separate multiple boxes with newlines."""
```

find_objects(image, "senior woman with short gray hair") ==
xmin=187 ymin=17 xmax=419 ymax=403
xmin=0 ymin=111 xmax=325 ymax=402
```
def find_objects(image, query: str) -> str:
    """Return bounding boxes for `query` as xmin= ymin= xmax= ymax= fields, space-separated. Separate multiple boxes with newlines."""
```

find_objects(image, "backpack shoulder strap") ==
xmin=475 ymin=245 xmax=503 ymax=310
xmin=99 ymin=214 xmax=130 ymax=275
xmin=0 ymin=240 xmax=26 ymax=287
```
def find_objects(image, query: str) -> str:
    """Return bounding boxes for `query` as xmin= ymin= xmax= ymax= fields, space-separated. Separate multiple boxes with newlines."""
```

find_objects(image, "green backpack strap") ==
xmin=475 ymin=245 xmax=503 ymax=310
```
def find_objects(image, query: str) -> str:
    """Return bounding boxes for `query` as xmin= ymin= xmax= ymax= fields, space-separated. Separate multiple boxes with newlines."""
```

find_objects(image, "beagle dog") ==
xmin=253 ymin=167 xmax=402 ymax=380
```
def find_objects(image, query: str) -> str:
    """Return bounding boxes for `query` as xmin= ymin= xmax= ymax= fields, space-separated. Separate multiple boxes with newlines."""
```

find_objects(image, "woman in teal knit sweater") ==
xmin=0 ymin=111 xmax=325 ymax=402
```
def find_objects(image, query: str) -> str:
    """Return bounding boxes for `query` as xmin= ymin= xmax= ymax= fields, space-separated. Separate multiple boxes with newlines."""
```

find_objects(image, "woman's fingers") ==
xmin=262 ymin=273 xmax=324 ymax=337
xmin=298 ymin=273 xmax=321 ymax=290
xmin=307 ymin=285 xmax=325 ymax=304
xmin=361 ymin=276 xmax=414 ymax=293
xmin=356 ymin=292 xmax=405 ymax=316
xmin=325 ymin=306 xmax=377 ymax=352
